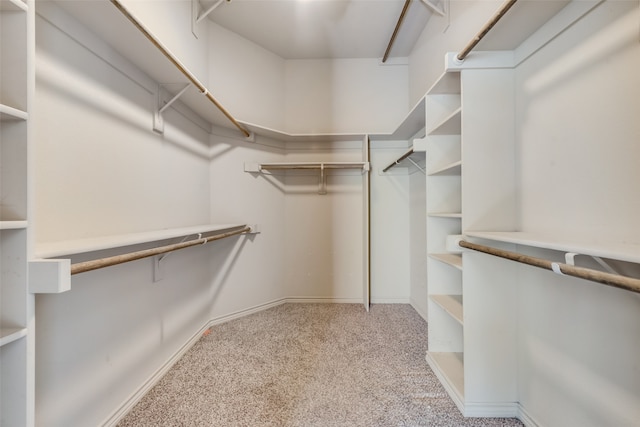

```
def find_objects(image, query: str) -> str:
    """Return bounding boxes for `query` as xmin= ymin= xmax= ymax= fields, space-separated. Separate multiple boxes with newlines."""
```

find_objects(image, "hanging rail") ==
xmin=458 ymin=240 xmax=640 ymax=294
xmin=382 ymin=0 xmax=411 ymax=63
xmin=382 ymin=148 xmax=415 ymax=172
xmin=456 ymin=0 xmax=518 ymax=61
xmin=109 ymin=0 xmax=251 ymax=138
xmin=71 ymin=226 xmax=251 ymax=275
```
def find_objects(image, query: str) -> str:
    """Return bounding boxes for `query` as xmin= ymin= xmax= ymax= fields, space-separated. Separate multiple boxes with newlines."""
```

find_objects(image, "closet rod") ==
xmin=456 ymin=0 xmax=518 ymax=61
xmin=459 ymin=240 xmax=640 ymax=294
xmin=382 ymin=0 xmax=411 ymax=63
xmin=71 ymin=226 xmax=251 ymax=275
xmin=260 ymin=164 xmax=366 ymax=171
xmin=382 ymin=149 xmax=414 ymax=172
xmin=109 ymin=0 xmax=251 ymax=138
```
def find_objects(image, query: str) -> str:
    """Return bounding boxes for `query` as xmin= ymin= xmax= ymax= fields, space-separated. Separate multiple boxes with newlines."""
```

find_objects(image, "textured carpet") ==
xmin=117 ymin=304 xmax=523 ymax=426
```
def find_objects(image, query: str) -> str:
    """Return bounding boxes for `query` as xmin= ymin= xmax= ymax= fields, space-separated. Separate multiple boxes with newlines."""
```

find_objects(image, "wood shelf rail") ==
xmin=459 ymin=240 xmax=640 ymax=294
xmin=71 ymin=226 xmax=251 ymax=275
xmin=109 ymin=0 xmax=251 ymax=138
xmin=456 ymin=0 xmax=518 ymax=61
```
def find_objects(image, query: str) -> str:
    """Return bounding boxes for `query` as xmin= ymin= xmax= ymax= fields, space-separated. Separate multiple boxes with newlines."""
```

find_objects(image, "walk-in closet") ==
xmin=1 ymin=0 xmax=638 ymax=426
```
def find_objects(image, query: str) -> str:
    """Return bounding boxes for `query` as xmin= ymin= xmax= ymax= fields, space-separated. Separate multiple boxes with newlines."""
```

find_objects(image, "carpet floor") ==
xmin=117 ymin=303 xmax=524 ymax=426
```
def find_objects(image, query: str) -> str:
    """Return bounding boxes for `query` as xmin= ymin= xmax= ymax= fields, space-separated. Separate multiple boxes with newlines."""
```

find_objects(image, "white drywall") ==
xmin=369 ymin=145 xmax=411 ymax=302
xmin=284 ymin=58 xmax=409 ymax=134
xmin=513 ymin=2 xmax=640 ymax=426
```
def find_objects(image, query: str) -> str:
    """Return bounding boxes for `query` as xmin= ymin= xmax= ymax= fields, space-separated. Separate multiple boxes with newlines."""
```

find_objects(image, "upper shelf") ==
xmin=49 ymin=0 xmax=247 ymax=136
xmin=465 ymin=231 xmax=640 ymax=264
xmin=35 ymin=224 xmax=246 ymax=258
xmin=1 ymin=0 xmax=28 ymax=12
xmin=474 ymin=0 xmax=571 ymax=52
xmin=369 ymin=96 xmax=426 ymax=142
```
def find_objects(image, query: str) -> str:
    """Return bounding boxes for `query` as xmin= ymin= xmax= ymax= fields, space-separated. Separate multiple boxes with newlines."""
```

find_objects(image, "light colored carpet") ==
xmin=117 ymin=303 xmax=523 ymax=426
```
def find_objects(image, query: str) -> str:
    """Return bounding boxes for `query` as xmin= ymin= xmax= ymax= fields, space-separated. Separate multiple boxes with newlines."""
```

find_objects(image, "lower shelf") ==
xmin=426 ymin=351 xmax=464 ymax=406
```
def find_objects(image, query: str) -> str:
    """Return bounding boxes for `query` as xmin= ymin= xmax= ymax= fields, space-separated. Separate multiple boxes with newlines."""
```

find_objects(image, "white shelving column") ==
xmin=0 ymin=0 xmax=34 ymax=425
xmin=425 ymin=71 xmax=465 ymax=406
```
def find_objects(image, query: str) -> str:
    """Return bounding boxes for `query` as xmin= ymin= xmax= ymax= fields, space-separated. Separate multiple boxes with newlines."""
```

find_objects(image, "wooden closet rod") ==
xmin=459 ymin=240 xmax=640 ymax=294
xmin=110 ymin=0 xmax=251 ymax=138
xmin=382 ymin=0 xmax=411 ymax=63
xmin=382 ymin=149 xmax=414 ymax=173
xmin=71 ymin=226 xmax=251 ymax=275
xmin=457 ymin=0 xmax=518 ymax=61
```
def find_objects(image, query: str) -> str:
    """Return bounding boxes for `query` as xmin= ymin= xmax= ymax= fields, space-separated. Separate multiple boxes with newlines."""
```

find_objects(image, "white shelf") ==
xmin=427 ymin=71 xmax=461 ymax=95
xmin=0 ymin=104 xmax=28 ymax=121
xmin=50 ymin=0 xmax=244 ymax=134
xmin=0 ymin=220 xmax=28 ymax=230
xmin=0 ymin=327 xmax=28 ymax=347
xmin=426 ymin=352 xmax=465 ymax=402
xmin=464 ymin=231 xmax=640 ymax=264
xmin=0 ymin=0 xmax=27 ymax=12
xmin=429 ymin=253 xmax=463 ymax=270
xmin=430 ymin=294 xmax=463 ymax=325
xmin=474 ymin=0 xmax=571 ymax=52
xmin=35 ymin=224 xmax=247 ymax=258
xmin=427 ymin=212 xmax=462 ymax=219
xmin=428 ymin=107 xmax=461 ymax=136
xmin=428 ymin=160 xmax=462 ymax=176
xmin=369 ymin=96 xmax=426 ymax=142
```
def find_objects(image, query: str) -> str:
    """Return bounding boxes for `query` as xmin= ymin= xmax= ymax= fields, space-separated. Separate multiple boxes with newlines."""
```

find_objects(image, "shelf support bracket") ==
xmin=420 ymin=0 xmax=446 ymax=17
xmin=153 ymin=83 xmax=191 ymax=134
xmin=565 ymin=252 xmax=619 ymax=275
xmin=192 ymin=0 xmax=231 ymax=38
xmin=318 ymin=163 xmax=327 ymax=195
xmin=407 ymin=157 xmax=426 ymax=174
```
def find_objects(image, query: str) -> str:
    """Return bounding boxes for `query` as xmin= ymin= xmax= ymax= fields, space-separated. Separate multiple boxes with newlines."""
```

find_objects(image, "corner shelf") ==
xmin=428 ymin=107 xmax=462 ymax=136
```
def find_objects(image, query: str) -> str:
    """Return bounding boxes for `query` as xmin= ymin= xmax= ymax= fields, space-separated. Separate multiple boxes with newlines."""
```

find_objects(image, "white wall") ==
xmin=207 ymin=23 xmax=287 ymax=130
xmin=33 ymin=7 xmax=225 ymax=426
xmin=514 ymin=1 xmax=640 ymax=426
xmin=284 ymin=59 xmax=409 ymax=134
xmin=281 ymin=142 xmax=366 ymax=302
xmin=369 ymin=144 xmax=411 ymax=303
xmin=207 ymin=135 xmax=288 ymax=317
xmin=409 ymin=167 xmax=427 ymax=318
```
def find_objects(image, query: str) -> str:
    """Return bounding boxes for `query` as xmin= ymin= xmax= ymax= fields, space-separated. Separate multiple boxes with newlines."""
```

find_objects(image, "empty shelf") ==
xmin=430 ymin=294 xmax=463 ymax=324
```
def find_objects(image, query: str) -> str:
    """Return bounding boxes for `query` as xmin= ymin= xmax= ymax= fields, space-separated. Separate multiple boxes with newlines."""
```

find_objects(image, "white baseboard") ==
xmin=517 ymin=404 xmax=542 ymax=427
xmin=463 ymin=402 xmax=519 ymax=418
xmin=409 ymin=297 xmax=428 ymax=322
xmin=370 ymin=297 xmax=411 ymax=304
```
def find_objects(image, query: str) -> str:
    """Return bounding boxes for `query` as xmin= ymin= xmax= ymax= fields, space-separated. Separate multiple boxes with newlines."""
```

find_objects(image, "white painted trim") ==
xmin=371 ymin=297 xmax=411 ymax=304
xmin=409 ymin=297 xmax=428 ymax=322
xmin=517 ymin=404 xmax=542 ymax=427
xmin=462 ymin=402 xmax=519 ymax=418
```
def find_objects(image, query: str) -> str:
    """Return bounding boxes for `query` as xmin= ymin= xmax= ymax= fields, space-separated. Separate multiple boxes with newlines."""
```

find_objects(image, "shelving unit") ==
xmin=1 ymin=0 xmax=34 ymax=425
xmin=423 ymin=0 xmax=607 ymax=418
xmin=424 ymin=69 xmax=464 ymax=407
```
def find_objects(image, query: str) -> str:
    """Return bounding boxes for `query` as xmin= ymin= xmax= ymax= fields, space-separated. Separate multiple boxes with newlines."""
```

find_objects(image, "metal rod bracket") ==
xmin=192 ymin=0 xmax=231 ymax=38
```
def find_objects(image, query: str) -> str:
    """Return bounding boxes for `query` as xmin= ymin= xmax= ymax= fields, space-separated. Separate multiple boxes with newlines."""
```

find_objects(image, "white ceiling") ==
xmin=202 ymin=0 xmax=437 ymax=60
